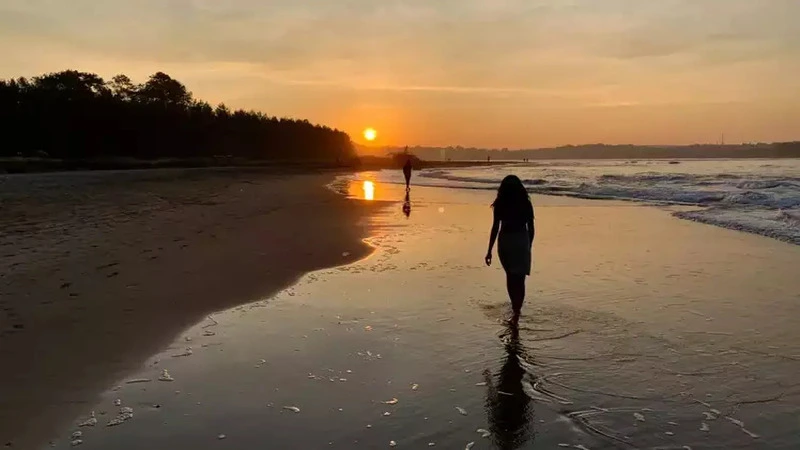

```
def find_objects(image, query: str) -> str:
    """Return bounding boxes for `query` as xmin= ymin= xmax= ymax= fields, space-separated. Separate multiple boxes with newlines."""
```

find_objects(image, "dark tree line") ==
xmin=0 ymin=70 xmax=355 ymax=161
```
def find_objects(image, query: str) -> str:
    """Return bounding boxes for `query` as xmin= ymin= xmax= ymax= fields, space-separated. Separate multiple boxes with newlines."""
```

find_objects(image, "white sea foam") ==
xmin=675 ymin=207 xmax=800 ymax=245
xmin=350 ymin=159 xmax=800 ymax=244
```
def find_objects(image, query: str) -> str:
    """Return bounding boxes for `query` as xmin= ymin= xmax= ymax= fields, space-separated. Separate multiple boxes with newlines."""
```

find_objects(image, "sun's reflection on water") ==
xmin=363 ymin=180 xmax=375 ymax=200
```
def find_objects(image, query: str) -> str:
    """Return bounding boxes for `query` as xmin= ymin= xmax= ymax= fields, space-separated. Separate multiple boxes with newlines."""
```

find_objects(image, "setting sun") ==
xmin=363 ymin=128 xmax=377 ymax=142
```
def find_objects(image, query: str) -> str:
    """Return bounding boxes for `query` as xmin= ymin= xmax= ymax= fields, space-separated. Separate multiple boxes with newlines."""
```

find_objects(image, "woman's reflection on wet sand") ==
xmin=483 ymin=323 xmax=535 ymax=449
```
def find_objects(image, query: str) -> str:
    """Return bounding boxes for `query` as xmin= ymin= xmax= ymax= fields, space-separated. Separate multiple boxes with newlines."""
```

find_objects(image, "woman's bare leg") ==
xmin=506 ymin=274 xmax=525 ymax=323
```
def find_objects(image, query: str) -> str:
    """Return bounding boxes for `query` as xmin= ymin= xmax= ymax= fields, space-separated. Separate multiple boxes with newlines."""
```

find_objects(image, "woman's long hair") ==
xmin=491 ymin=175 xmax=530 ymax=215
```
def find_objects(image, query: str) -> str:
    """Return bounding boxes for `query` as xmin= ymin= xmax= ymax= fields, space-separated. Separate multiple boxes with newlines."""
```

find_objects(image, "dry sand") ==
xmin=0 ymin=169 xmax=384 ymax=449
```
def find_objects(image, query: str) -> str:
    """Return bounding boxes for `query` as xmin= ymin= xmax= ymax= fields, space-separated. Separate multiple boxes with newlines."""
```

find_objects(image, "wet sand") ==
xmin=0 ymin=169 xmax=383 ymax=449
xmin=10 ymin=175 xmax=800 ymax=449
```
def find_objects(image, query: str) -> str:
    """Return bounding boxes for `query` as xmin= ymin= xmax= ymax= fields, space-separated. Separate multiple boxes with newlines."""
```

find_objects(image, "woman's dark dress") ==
xmin=496 ymin=201 xmax=533 ymax=276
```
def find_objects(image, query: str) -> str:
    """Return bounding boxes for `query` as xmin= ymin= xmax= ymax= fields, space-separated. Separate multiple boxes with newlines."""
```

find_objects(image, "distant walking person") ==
xmin=484 ymin=175 xmax=534 ymax=324
xmin=403 ymin=155 xmax=413 ymax=189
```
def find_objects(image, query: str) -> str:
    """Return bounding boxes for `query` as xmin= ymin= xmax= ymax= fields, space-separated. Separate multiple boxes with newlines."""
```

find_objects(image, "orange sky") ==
xmin=1 ymin=0 xmax=798 ymax=148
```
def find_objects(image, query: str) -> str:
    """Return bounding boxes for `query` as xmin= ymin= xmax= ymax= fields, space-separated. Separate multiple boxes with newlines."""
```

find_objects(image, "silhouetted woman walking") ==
xmin=485 ymin=175 xmax=534 ymax=324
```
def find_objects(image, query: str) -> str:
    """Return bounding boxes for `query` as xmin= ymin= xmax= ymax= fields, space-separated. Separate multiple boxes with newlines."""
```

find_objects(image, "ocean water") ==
xmin=366 ymin=159 xmax=800 ymax=245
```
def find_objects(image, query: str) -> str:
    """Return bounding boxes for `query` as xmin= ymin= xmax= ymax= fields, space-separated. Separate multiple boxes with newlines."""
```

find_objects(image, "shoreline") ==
xmin=7 ymin=155 xmax=797 ymax=176
xmin=0 ymin=171 xmax=387 ymax=449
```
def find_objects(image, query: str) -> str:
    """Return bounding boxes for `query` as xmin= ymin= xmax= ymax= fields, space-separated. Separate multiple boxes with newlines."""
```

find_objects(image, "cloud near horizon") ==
xmin=1 ymin=0 xmax=798 ymax=147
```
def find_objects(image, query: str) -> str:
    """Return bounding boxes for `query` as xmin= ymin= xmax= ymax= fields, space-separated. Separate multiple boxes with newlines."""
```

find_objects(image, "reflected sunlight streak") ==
xmin=363 ymin=180 xmax=375 ymax=201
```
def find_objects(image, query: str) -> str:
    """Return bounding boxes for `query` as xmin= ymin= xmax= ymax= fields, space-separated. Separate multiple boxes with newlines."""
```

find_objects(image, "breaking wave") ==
xmin=368 ymin=159 xmax=800 ymax=245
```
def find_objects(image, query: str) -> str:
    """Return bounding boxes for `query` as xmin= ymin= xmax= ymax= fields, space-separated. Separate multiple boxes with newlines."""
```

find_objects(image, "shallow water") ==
xmin=348 ymin=159 xmax=800 ymax=245
xmin=47 ymin=182 xmax=800 ymax=449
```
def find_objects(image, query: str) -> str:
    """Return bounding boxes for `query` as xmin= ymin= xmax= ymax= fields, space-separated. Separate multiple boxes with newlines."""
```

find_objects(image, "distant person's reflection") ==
xmin=402 ymin=188 xmax=411 ymax=218
xmin=483 ymin=323 xmax=534 ymax=449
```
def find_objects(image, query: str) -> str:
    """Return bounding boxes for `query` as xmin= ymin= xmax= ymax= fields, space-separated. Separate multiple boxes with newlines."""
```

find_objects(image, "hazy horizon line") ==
xmin=356 ymin=141 xmax=799 ymax=151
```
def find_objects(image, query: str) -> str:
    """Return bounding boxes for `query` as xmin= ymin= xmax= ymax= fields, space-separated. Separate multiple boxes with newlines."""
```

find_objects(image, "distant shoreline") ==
xmin=3 ymin=153 xmax=798 ymax=175
xmin=363 ymin=141 xmax=800 ymax=161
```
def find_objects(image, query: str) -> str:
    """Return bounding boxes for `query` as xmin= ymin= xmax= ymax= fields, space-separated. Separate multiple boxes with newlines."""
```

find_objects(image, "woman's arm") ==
xmin=527 ymin=203 xmax=535 ymax=248
xmin=486 ymin=208 xmax=500 ymax=265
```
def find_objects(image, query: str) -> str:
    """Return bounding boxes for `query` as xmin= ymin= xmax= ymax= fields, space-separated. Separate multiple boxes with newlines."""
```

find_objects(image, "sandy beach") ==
xmin=4 ymin=171 xmax=800 ymax=449
xmin=0 ymin=169 xmax=383 ymax=449
xmin=5 ymin=1 xmax=800 ymax=447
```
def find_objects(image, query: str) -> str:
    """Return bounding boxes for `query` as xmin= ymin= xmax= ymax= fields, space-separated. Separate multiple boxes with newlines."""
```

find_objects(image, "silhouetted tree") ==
xmin=138 ymin=72 xmax=192 ymax=107
xmin=33 ymin=70 xmax=109 ymax=98
xmin=0 ymin=69 xmax=356 ymax=162
xmin=108 ymin=74 xmax=138 ymax=101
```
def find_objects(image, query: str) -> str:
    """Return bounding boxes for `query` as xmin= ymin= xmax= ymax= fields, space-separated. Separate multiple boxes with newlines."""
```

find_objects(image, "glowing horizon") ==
xmin=2 ymin=0 xmax=798 ymax=148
